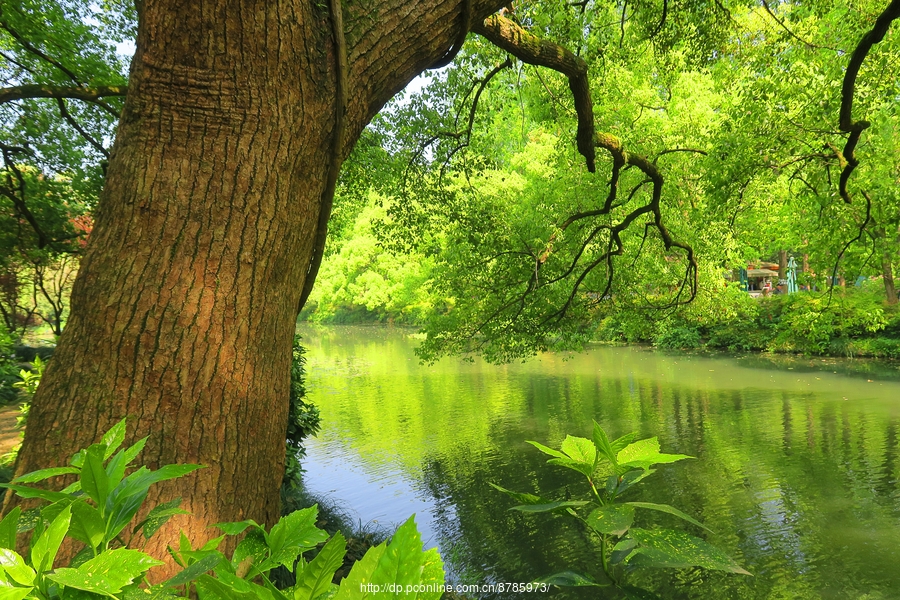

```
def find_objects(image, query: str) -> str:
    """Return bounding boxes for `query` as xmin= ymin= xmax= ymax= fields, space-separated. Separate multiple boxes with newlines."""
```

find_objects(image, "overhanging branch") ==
xmin=0 ymin=84 xmax=127 ymax=110
xmin=473 ymin=14 xmax=596 ymax=172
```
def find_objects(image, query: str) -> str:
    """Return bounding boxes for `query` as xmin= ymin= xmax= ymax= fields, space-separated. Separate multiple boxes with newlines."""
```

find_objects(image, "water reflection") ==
xmin=298 ymin=325 xmax=900 ymax=599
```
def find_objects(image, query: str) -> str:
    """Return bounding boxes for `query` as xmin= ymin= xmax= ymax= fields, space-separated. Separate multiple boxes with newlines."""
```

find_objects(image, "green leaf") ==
xmin=333 ymin=544 xmax=386 ymax=600
xmin=0 ymin=485 xmax=70 ymax=503
xmin=212 ymin=521 xmax=262 ymax=537
xmin=164 ymin=553 xmax=223 ymax=588
xmin=585 ymin=505 xmax=634 ymax=536
xmin=509 ymin=501 xmax=590 ymax=513
xmin=122 ymin=438 xmax=148 ymax=466
xmin=488 ymin=483 xmax=544 ymax=505
xmin=122 ymin=583 xmax=180 ymax=600
xmin=195 ymin=573 xmax=256 ymax=600
xmin=524 ymin=440 xmax=566 ymax=459
xmin=0 ymin=586 xmax=33 ymax=600
xmin=230 ymin=529 xmax=268 ymax=573
xmin=610 ymin=537 xmax=638 ymax=565
xmin=625 ymin=502 xmax=712 ymax=533
xmin=292 ymin=532 xmax=346 ymax=600
xmin=616 ymin=438 xmax=692 ymax=472
xmin=0 ymin=548 xmax=35 ymax=586
xmin=534 ymin=571 xmax=603 ymax=587
xmin=105 ymin=451 xmax=128 ymax=492
xmin=610 ymin=433 xmax=638 ymax=455
xmin=615 ymin=469 xmax=656 ymax=495
xmin=591 ymin=422 xmax=617 ymax=466
xmin=101 ymin=419 xmax=127 ymax=460
xmin=369 ymin=516 xmax=425 ymax=590
xmin=12 ymin=467 xmax=80 ymax=484
xmin=0 ymin=508 xmax=20 ymax=550
xmin=265 ymin=507 xmax=328 ymax=571
xmin=68 ymin=502 xmax=106 ymax=550
xmin=627 ymin=528 xmax=751 ymax=575
xmin=560 ymin=436 xmax=596 ymax=466
xmin=31 ymin=504 xmax=71 ymax=573
xmin=417 ymin=548 xmax=444 ymax=600
xmin=137 ymin=498 xmax=189 ymax=540
xmin=80 ymin=444 xmax=110 ymax=508
xmin=545 ymin=457 xmax=594 ymax=477
xmin=47 ymin=549 xmax=164 ymax=596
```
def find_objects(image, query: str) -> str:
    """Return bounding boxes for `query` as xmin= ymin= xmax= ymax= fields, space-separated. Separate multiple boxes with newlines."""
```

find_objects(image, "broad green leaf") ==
xmin=230 ymin=529 xmax=268 ymax=573
xmin=0 ymin=485 xmax=69 ymax=504
xmin=525 ymin=440 xmax=566 ymax=459
xmin=68 ymin=502 xmax=106 ymax=551
xmin=510 ymin=501 xmax=590 ymax=513
xmin=627 ymin=528 xmax=751 ymax=575
xmin=80 ymin=444 xmax=110 ymax=508
xmin=116 ymin=465 xmax=203 ymax=501
xmin=15 ymin=509 xmax=40 ymax=534
xmin=101 ymin=419 xmax=128 ymax=460
xmin=591 ymin=422 xmax=617 ymax=466
xmin=0 ymin=586 xmax=32 ymax=600
xmin=122 ymin=583 xmax=180 ymax=600
xmin=292 ymin=532 xmax=346 ymax=600
xmin=417 ymin=548 xmax=444 ymax=600
xmin=369 ymin=516 xmax=425 ymax=590
xmin=164 ymin=553 xmax=223 ymax=588
xmin=332 ymin=543 xmax=386 ymax=600
xmin=31 ymin=504 xmax=71 ymax=573
xmin=610 ymin=433 xmax=638 ymax=455
xmin=616 ymin=438 xmax=692 ymax=472
xmin=137 ymin=498 xmax=189 ymax=540
xmin=488 ymin=483 xmax=544 ymax=505
xmin=560 ymin=436 xmax=596 ymax=466
xmin=625 ymin=502 xmax=712 ymax=533
xmin=48 ymin=549 xmax=164 ymax=595
xmin=212 ymin=521 xmax=262 ymax=537
xmin=0 ymin=508 xmax=20 ymax=550
xmin=546 ymin=457 xmax=594 ymax=477
xmin=534 ymin=571 xmax=603 ymax=587
xmin=0 ymin=548 xmax=35 ymax=586
xmin=585 ymin=505 xmax=634 ymax=536
xmin=12 ymin=467 xmax=79 ymax=484
xmin=266 ymin=507 xmax=328 ymax=571
xmin=195 ymin=573 xmax=256 ymax=600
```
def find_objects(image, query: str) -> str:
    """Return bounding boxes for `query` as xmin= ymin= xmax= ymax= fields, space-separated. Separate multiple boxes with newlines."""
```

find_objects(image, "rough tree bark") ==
xmin=7 ymin=0 xmax=506 ymax=570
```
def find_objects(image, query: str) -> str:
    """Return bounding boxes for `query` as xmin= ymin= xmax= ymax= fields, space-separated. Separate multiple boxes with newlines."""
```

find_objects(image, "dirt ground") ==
xmin=0 ymin=404 xmax=22 ymax=456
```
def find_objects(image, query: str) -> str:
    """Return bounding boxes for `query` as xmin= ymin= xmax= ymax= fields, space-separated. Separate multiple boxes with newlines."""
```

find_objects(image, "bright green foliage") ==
xmin=495 ymin=421 xmax=749 ymax=596
xmin=0 ymin=421 xmax=444 ymax=600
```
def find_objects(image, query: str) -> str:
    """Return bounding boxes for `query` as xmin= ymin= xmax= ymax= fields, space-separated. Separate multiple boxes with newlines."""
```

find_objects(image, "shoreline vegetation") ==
xmin=299 ymin=280 xmax=900 ymax=363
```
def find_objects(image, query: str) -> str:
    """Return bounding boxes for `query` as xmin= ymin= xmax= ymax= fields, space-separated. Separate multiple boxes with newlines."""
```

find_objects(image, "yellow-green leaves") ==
xmin=625 ymin=528 xmax=751 ymax=575
xmin=47 ymin=549 xmax=163 ymax=596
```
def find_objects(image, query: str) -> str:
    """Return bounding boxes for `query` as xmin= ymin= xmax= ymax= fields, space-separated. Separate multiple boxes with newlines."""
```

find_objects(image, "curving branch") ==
xmin=473 ymin=13 xmax=596 ymax=172
xmin=56 ymin=98 xmax=109 ymax=158
xmin=836 ymin=0 xmax=900 ymax=203
xmin=430 ymin=0 xmax=473 ymax=69
xmin=298 ymin=0 xmax=349 ymax=312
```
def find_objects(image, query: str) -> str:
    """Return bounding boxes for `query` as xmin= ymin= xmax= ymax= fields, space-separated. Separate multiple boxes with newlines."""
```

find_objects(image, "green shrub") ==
xmin=494 ymin=422 xmax=749 ymax=597
xmin=0 ymin=420 xmax=445 ymax=600
xmin=283 ymin=336 xmax=321 ymax=490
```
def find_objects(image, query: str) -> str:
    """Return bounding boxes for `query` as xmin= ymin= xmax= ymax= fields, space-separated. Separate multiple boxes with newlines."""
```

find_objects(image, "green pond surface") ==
xmin=297 ymin=325 xmax=900 ymax=599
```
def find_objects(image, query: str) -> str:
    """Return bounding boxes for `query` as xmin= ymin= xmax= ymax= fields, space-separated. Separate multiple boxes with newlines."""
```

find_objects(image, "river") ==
xmin=297 ymin=325 xmax=900 ymax=599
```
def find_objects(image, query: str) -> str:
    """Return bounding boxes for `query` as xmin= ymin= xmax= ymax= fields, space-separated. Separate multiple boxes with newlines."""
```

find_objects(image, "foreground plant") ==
xmin=493 ymin=421 xmax=749 ymax=598
xmin=0 ymin=419 xmax=444 ymax=600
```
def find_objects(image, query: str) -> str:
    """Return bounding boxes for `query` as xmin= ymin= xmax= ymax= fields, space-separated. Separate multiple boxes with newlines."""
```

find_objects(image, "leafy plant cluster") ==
xmin=0 ymin=420 xmax=445 ymax=600
xmin=494 ymin=422 xmax=749 ymax=599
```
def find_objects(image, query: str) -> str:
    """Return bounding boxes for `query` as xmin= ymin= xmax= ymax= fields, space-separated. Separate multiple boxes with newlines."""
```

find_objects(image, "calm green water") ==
xmin=298 ymin=325 xmax=900 ymax=599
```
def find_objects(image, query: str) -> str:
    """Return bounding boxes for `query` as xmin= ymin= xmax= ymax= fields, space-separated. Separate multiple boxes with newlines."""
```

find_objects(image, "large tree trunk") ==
xmin=8 ymin=0 xmax=505 ymax=571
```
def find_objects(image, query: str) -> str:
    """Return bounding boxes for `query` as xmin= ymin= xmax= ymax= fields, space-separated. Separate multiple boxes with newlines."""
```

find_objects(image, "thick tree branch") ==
xmin=430 ymin=0 xmax=473 ymax=69
xmin=837 ymin=0 xmax=900 ymax=202
xmin=0 ymin=84 xmax=127 ymax=109
xmin=473 ymin=14 xmax=596 ymax=172
xmin=298 ymin=0 xmax=349 ymax=312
